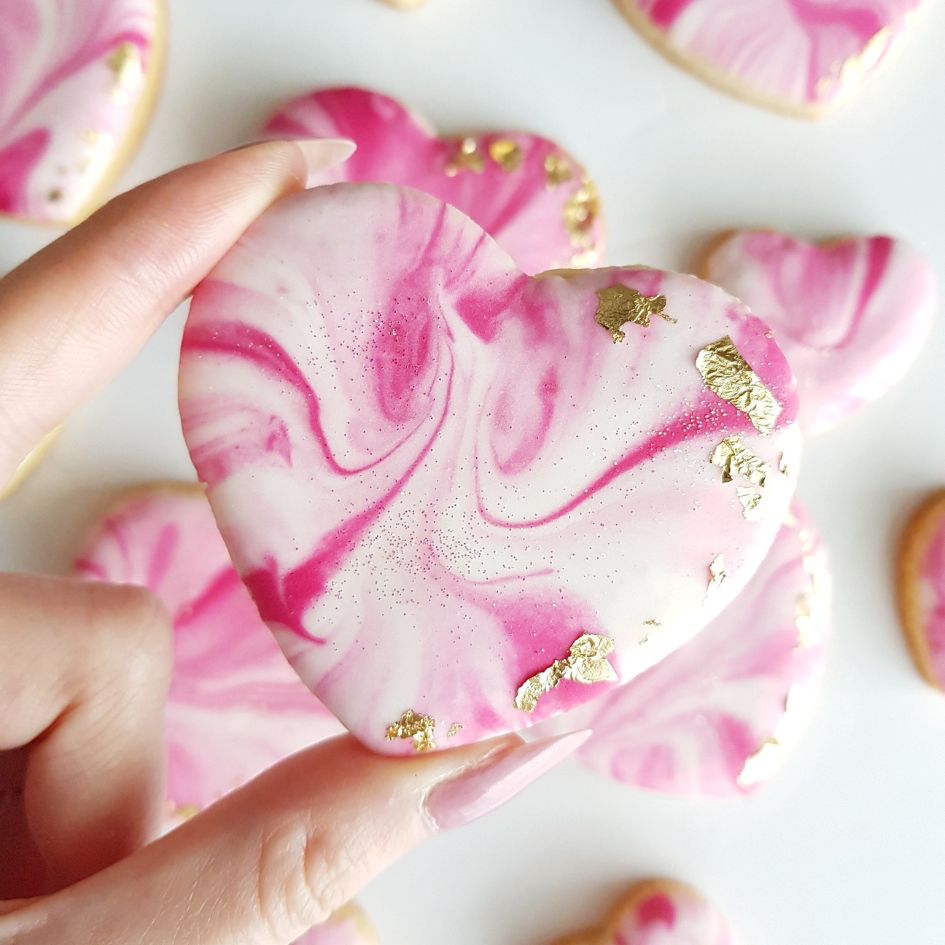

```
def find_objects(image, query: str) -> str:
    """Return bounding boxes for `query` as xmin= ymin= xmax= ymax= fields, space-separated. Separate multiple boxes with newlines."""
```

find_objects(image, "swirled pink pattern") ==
xmin=73 ymin=486 xmax=344 ymax=814
xmin=704 ymin=232 xmax=936 ymax=434
xmin=178 ymin=183 xmax=800 ymax=755
xmin=563 ymin=880 xmax=732 ymax=945
xmin=263 ymin=87 xmax=604 ymax=274
xmin=0 ymin=0 xmax=161 ymax=223
xmin=621 ymin=0 xmax=925 ymax=114
xmin=549 ymin=504 xmax=829 ymax=796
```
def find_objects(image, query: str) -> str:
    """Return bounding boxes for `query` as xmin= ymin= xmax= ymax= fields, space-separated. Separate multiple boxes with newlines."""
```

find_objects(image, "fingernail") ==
xmin=293 ymin=137 xmax=357 ymax=185
xmin=423 ymin=730 xmax=591 ymax=832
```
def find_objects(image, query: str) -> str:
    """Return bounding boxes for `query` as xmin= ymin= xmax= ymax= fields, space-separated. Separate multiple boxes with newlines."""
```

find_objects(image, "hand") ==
xmin=0 ymin=141 xmax=587 ymax=944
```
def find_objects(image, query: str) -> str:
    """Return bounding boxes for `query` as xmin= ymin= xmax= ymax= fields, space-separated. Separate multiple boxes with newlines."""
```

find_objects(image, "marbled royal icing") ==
xmin=549 ymin=503 xmax=829 ymax=796
xmin=0 ymin=0 xmax=162 ymax=224
xmin=617 ymin=0 xmax=925 ymax=116
xmin=73 ymin=485 xmax=343 ymax=814
xmin=263 ymin=87 xmax=603 ymax=274
xmin=704 ymin=232 xmax=935 ymax=434
xmin=557 ymin=880 xmax=733 ymax=945
xmin=178 ymin=183 xmax=800 ymax=755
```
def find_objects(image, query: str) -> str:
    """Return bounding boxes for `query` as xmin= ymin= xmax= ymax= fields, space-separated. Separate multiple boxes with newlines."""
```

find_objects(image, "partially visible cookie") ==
xmin=898 ymin=491 xmax=945 ymax=690
xmin=555 ymin=879 xmax=734 ymax=945
xmin=614 ymin=0 xmax=927 ymax=118
xmin=0 ymin=0 xmax=165 ymax=225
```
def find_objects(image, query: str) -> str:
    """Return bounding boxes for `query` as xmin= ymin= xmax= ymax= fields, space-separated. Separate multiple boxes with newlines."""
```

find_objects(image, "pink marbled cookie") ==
xmin=178 ymin=183 xmax=801 ymax=756
xmin=898 ymin=491 xmax=945 ymax=691
xmin=557 ymin=879 xmax=733 ymax=945
xmin=73 ymin=484 xmax=344 ymax=814
xmin=0 ymin=0 xmax=163 ymax=224
xmin=703 ymin=232 xmax=936 ymax=434
xmin=262 ymin=87 xmax=603 ymax=274
xmin=552 ymin=503 xmax=829 ymax=796
xmin=616 ymin=0 xmax=926 ymax=117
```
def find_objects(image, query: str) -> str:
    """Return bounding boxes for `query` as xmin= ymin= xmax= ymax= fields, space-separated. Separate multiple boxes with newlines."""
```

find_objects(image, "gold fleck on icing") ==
xmin=84 ymin=129 xmax=116 ymax=151
xmin=488 ymin=139 xmax=523 ymax=172
xmin=447 ymin=722 xmax=463 ymax=738
xmin=47 ymin=188 xmax=63 ymax=202
xmin=563 ymin=177 xmax=600 ymax=250
xmin=707 ymin=554 xmax=727 ymax=594
xmin=544 ymin=153 xmax=573 ymax=187
xmin=696 ymin=336 xmax=782 ymax=434
xmin=106 ymin=41 xmax=143 ymax=103
xmin=168 ymin=803 xmax=200 ymax=821
xmin=644 ymin=618 xmax=661 ymax=627
xmin=385 ymin=709 xmax=437 ymax=752
xmin=445 ymin=137 xmax=485 ymax=176
xmin=595 ymin=285 xmax=676 ymax=343
xmin=778 ymin=452 xmax=790 ymax=476
xmin=795 ymin=592 xmax=817 ymax=648
xmin=514 ymin=633 xmax=617 ymax=713
xmin=737 ymin=736 xmax=782 ymax=788
xmin=710 ymin=435 xmax=769 ymax=487
xmin=737 ymin=487 xmax=764 ymax=521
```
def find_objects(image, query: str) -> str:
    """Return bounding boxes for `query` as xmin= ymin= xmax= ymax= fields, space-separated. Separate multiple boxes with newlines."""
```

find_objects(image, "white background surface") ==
xmin=2 ymin=1 xmax=945 ymax=942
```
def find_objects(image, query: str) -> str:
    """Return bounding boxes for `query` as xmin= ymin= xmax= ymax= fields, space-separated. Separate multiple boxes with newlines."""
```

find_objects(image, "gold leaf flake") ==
xmin=795 ymin=593 xmax=817 ymax=648
xmin=385 ymin=709 xmax=437 ymax=752
xmin=514 ymin=633 xmax=617 ymax=713
xmin=696 ymin=336 xmax=782 ymax=434
xmin=707 ymin=554 xmax=727 ymax=594
xmin=778 ymin=452 xmax=790 ymax=476
xmin=544 ymin=152 xmax=573 ymax=187
xmin=710 ymin=435 xmax=769 ymax=487
xmin=488 ymin=139 xmax=523 ymax=172
xmin=644 ymin=618 xmax=661 ymax=627
xmin=563 ymin=177 xmax=600 ymax=250
xmin=171 ymin=803 xmax=200 ymax=820
xmin=445 ymin=137 xmax=485 ymax=176
xmin=595 ymin=285 xmax=676 ymax=343
xmin=106 ymin=41 xmax=143 ymax=103
xmin=737 ymin=487 xmax=764 ymax=521
xmin=47 ymin=188 xmax=62 ymax=202
xmin=84 ymin=129 xmax=115 ymax=151
xmin=737 ymin=736 xmax=782 ymax=789
xmin=447 ymin=722 xmax=463 ymax=738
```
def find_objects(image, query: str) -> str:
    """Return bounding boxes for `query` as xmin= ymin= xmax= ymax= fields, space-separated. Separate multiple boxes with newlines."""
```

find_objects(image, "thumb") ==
xmin=13 ymin=731 xmax=588 ymax=945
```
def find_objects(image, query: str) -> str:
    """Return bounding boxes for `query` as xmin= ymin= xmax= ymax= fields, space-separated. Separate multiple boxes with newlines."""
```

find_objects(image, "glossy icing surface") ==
xmin=73 ymin=485 xmax=343 ymax=814
xmin=263 ymin=87 xmax=603 ymax=274
xmin=179 ymin=183 xmax=800 ymax=755
xmin=704 ymin=232 xmax=936 ymax=434
xmin=558 ymin=880 xmax=733 ymax=945
xmin=555 ymin=504 xmax=829 ymax=796
xmin=619 ymin=0 xmax=925 ymax=115
xmin=0 ymin=0 xmax=162 ymax=224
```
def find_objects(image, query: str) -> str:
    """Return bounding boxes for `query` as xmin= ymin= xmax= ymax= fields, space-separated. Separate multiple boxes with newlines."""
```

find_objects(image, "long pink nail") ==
xmin=423 ymin=730 xmax=591 ymax=832
xmin=294 ymin=138 xmax=356 ymax=185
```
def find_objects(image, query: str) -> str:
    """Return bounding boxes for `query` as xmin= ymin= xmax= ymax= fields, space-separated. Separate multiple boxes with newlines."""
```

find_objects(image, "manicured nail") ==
xmin=293 ymin=138 xmax=357 ymax=186
xmin=423 ymin=730 xmax=591 ymax=832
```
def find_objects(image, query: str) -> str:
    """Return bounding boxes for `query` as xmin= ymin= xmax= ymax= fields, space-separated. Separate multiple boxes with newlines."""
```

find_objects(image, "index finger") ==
xmin=0 ymin=138 xmax=354 ymax=485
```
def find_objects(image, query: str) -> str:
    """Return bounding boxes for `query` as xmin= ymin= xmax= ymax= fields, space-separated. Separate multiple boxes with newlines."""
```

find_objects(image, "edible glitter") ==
xmin=595 ymin=285 xmax=676 ymax=343
xmin=514 ymin=633 xmax=617 ymax=713
xmin=385 ymin=709 xmax=437 ymax=752
xmin=695 ymin=336 xmax=781 ymax=434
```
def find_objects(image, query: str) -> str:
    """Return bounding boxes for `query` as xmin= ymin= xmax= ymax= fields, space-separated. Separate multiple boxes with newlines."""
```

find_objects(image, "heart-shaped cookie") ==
xmin=547 ymin=502 xmax=830 ymax=796
xmin=262 ymin=87 xmax=603 ymax=274
xmin=614 ymin=0 xmax=927 ymax=118
xmin=555 ymin=879 xmax=734 ymax=945
xmin=178 ymin=183 xmax=800 ymax=755
xmin=73 ymin=484 xmax=343 ymax=815
xmin=897 ymin=490 xmax=945 ymax=691
xmin=0 ymin=0 xmax=164 ymax=225
xmin=702 ymin=231 xmax=935 ymax=434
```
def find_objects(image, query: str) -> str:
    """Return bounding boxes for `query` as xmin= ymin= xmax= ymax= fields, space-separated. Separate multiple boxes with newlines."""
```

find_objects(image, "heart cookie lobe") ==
xmin=73 ymin=484 xmax=343 ymax=816
xmin=556 ymin=879 xmax=734 ymax=945
xmin=263 ymin=87 xmax=603 ymax=274
xmin=898 ymin=491 xmax=945 ymax=691
xmin=0 ymin=0 xmax=164 ymax=225
xmin=178 ymin=183 xmax=800 ymax=754
xmin=615 ymin=0 xmax=926 ymax=118
xmin=547 ymin=503 xmax=830 ymax=796
xmin=703 ymin=232 xmax=936 ymax=434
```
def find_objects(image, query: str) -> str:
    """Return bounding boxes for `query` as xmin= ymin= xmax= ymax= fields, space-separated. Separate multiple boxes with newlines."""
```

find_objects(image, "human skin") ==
xmin=0 ymin=140 xmax=584 ymax=945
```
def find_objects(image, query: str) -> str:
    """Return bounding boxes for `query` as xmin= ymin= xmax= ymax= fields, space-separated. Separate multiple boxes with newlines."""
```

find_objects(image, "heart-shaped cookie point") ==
xmin=556 ymin=879 xmax=734 ymax=945
xmin=262 ymin=87 xmax=603 ymax=274
xmin=543 ymin=502 xmax=830 ymax=796
xmin=0 ymin=0 xmax=164 ymax=225
xmin=702 ymin=231 xmax=936 ymax=435
xmin=898 ymin=491 xmax=945 ymax=691
xmin=615 ymin=0 xmax=926 ymax=118
xmin=178 ymin=182 xmax=800 ymax=755
xmin=73 ymin=484 xmax=344 ymax=816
